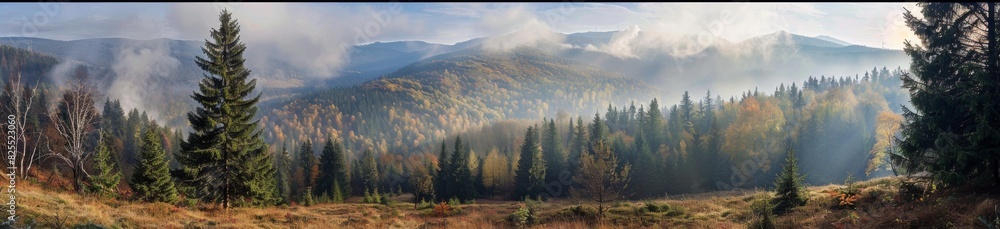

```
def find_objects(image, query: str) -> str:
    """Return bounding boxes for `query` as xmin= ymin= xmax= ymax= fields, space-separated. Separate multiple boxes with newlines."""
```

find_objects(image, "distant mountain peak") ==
xmin=812 ymin=35 xmax=853 ymax=46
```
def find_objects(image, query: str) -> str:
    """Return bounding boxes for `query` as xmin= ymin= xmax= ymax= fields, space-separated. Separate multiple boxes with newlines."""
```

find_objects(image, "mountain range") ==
xmin=0 ymin=29 xmax=910 ymax=150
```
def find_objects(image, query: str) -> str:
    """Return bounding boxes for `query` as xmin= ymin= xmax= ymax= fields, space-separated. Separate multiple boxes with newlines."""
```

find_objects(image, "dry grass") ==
xmin=10 ymin=176 xmax=999 ymax=228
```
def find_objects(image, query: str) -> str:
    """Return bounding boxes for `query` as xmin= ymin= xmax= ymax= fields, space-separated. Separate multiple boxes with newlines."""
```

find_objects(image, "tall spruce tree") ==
xmin=358 ymin=149 xmax=380 ymax=191
xmin=315 ymin=138 xmax=349 ymax=202
xmin=274 ymin=143 xmax=291 ymax=204
xmin=772 ymin=140 xmax=807 ymax=214
xmin=90 ymin=130 xmax=122 ymax=198
xmin=132 ymin=128 xmax=178 ymax=203
xmin=899 ymin=3 xmax=1000 ymax=186
xmin=541 ymin=118 xmax=566 ymax=196
xmin=514 ymin=126 xmax=546 ymax=200
xmin=447 ymin=137 xmax=477 ymax=201
xmin=176 ymin=9 xmax=275 ymax=208
xmin=433 ymin=140 xmax=450 ymax=201
xmin=299 ymin=140 xmax=315 ymax=190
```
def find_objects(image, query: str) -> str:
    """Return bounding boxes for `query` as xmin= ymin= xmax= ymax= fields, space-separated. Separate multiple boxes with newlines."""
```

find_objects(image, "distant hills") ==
xmin=0 ymin=29 xmax=910 ymax=150
xmin=260 ymin=47 xmax=654 ymax=152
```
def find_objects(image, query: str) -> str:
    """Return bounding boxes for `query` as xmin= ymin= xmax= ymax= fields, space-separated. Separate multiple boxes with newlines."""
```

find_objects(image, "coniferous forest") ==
xmin=0 ymin=2 xmax=997 ymax=228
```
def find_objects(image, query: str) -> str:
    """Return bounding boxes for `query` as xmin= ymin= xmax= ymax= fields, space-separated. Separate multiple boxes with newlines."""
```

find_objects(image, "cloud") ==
xmin=478 ymin=5 xmax=569 ymax=51
xmin=167 ymin=3 xmax=419 ymax=78
xmin=107 ymin=40 xmax=180 ymax=123
xmin=584 ymin=25 xmax=641 ymax=59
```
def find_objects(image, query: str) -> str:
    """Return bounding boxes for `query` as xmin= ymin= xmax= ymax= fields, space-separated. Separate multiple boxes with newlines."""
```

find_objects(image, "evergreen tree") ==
xmin=101 ymin=98 xmax=126 ymax=138
xmin=358 ymin=149 xmax=380 ymax=191
xmin=570 ymin=116 xmax=587 ymax=168
xmin=645 ymin=98 xmax=664 ymax=152
xmin=772 ymin=140 xmax=807 ymax=214
xmin=315 ymin=138 xmax=349 ymax=202
xmin=299 ymin=140 xmax=315 ymax=189
xmin=175 ymin=9 xmax=274 ymax=208
xmin=680 ymin=91 xmax=694 ymax=122
xmin=89 ymin=131 xmax=122 ymax=198
xmin=541 ymin=118 xmax=566 ymax=196
xmin=514 ymin=126 xmax=546 ymax=200
xmin=448 ymin=137 xmax=476 ymax=201
xmin=433 ymin=140 xmax=450 ymax=201
xmin=274 ymin=143 xmax=292 ymax=204
xmin=898 ymin=3 xmax=1000 ymax=186
xmin=131 ymin=128 xmax=178 ymax=203
xmin=589 ymin=113 xmax=607 ymax=152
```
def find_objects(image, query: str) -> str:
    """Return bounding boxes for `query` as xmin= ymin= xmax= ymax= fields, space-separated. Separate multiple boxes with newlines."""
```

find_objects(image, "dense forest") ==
xmin=0 ymin=8 xmax=914 ymax=208
xmin=2 ymin=4 xmax=999 ymax=228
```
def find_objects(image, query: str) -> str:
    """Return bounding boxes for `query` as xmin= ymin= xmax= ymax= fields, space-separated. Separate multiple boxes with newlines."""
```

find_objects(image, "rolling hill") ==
xmin=260 ymin=47 xmax=656 ymax=155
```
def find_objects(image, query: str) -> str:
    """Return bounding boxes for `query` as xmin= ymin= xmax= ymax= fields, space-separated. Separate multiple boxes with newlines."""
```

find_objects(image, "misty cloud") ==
xmin=168 ymin=3 xmax=419 ymax=79
xmin=108 ymin=40 xmax=179 ymax=123
xmin=479 ymin=6 xmax=570 ymax=51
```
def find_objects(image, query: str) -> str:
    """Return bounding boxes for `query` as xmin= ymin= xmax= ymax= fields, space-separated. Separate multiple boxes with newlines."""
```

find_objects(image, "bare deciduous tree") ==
xmin=1 ymin=58 xmax=43 ymax=179
xmin=45 ymin=66 xmax=100 ymax=193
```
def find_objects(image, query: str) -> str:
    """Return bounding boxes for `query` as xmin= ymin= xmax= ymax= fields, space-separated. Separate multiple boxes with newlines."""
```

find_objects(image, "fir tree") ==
xmin=899 ymin=3 xmax=1000 ymax=186
xmin=299 ymin=140 xmax=315 ymax=190
xmin=274 ymin=143 xmax=292 ymax=204
xmin=541 ymin=118 xmax=566 ymax=196
xmin=447 ymin=137 xmax=476 ymax=201
xmin=514 ymin=126 xmax=546 ymax=200
xmin=315 ymin=138 xmax=349 ymax=202
xmin=175 ymin=9 xmax=274 ymax=208
xmin=131 ymin=128 xmax=178 ymax=203
xmin=89 ymin=131 xmax=122 ymax=198
xmin=358 ymin=149 xmax=380 ymax=191
xmin=433 ymin=140 xmax=450 ymax=201
xmin=772 ymin=140 xmax=807 ymax=214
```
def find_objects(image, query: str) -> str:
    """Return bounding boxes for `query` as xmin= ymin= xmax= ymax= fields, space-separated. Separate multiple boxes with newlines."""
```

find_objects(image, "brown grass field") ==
xmin=9 ymin=175 xmax=1000 ymax=228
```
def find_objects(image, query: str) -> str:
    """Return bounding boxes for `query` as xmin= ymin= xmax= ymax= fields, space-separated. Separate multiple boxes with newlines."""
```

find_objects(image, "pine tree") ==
xmin=89 ymin=131 xmax=122 ymax=198
xmin=131 ymin=128 xmax=178 ymax=203
xmin=175 ymin=9 xmax=274 ymax=208
xmin=645 ymin=98 xmax=664 ymax=153
xmin=358 ymin=149 xmax=380 ymax=191
xmin=514 ymin=126 xmax=546 ymax=200
xmin=541 ymin=118 xmax=566 ymax=196
xmin=448 ymin=137 xmax=476 ymax=202
xmin=299 ymin=140 xmax=315 ymax=190
xmin=570 ymin=117 xmax=587 ymax=169
xmin=274 ymin=143 xmax=292 ymax=204
xmin=772 ymin=140 xmax=807 ymax=214
xmin=899 ymin=3 xmax=1000 ymax=186
xmin=315 ymin=138 xmax=349 ymax=202
xmin=433 ymin=140 xmax=450 ymax=201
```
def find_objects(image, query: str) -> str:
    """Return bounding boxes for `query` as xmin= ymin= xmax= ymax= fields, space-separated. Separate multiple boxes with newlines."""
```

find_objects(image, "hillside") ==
xmin=260 ymin=47 xmax=656 ymax=155
xmin=14 ymin=175 xmax=998 ymax=228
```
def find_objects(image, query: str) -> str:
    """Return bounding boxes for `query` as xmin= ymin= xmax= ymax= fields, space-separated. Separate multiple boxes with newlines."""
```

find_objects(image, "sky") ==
xmin=0 ymin=3 xmax=919 ymax=49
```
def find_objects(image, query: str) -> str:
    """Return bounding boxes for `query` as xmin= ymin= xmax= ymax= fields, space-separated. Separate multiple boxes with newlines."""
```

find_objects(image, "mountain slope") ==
xmin=261 ymin=47 xmax=656 ymax=154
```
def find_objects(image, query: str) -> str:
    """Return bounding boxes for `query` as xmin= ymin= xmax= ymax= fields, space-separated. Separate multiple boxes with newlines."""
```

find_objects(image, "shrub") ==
xmin=642 ymin=201 xmax=686 ymax=217
xmin=828 ymin=174 xmax=862 ymax=209
xmin=302 ymin=190 xmax=315 ymax=207
xmin=416 ymin=198 xmax=433 ymax=210
xmin=182 ymin=198 xmax=198 ymax=209
xmin=433 ymin=202 xmax=452 ymax=217
xmin=563 ymin=205 xmax=597 ymax=219
xmin=379 ymin=192 xmax=395 ymax=206
xmin=448 ymin=197 xmax=461 ymax=207
xmin=746 ymin=196 xmax=776 ymax=229
xmin=507 ymin=207 xmax=532 ymax=227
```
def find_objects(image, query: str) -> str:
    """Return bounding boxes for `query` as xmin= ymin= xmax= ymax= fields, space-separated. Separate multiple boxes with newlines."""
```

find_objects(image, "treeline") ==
xmin=266 ymin=66 xmax=910 ymax=203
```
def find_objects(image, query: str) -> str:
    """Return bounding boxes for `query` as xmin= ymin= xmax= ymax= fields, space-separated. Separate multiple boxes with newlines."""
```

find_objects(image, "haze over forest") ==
xmin=7 ymin=3 xmax=998 ymax=228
